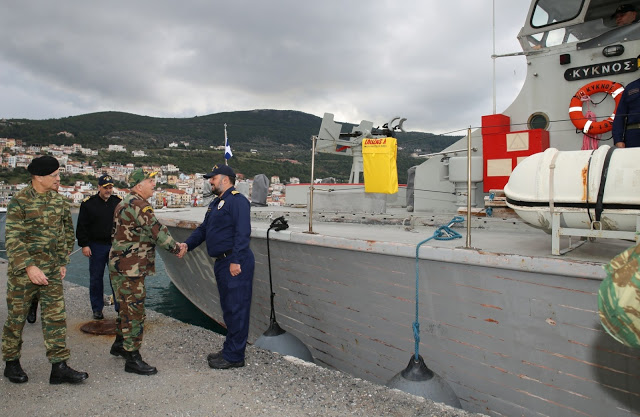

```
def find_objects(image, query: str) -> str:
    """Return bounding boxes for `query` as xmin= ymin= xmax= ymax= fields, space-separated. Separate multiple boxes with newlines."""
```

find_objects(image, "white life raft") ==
xmin=504 ymin=146 xmax=640 ymax=232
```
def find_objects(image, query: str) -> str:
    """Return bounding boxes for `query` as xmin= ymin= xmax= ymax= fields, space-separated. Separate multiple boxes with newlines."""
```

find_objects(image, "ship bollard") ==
xmin=254 ymin=217 xmax=314 ymax=362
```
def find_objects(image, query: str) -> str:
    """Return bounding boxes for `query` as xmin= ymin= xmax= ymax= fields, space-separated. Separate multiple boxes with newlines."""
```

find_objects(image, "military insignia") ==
xmin=218 ymin=200 xmax=225 ymax=210
xmin=231 ymin=190 xmax=239 ymax=195
xmin=142 ymin=205 xmax=154 ymax=213
xmin=82 ymin=196 xmax=91 ymax=202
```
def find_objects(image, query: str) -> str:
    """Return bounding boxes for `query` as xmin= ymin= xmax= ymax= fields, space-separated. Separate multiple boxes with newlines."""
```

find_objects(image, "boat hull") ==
xmin=160 ymin=224 xmax=639 ymax=417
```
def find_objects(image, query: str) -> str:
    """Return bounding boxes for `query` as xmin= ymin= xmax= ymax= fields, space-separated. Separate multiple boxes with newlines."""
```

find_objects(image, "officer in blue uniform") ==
xmin=613 ymin=77 xmax=640 ymax=148
xmin=76 ymin=174 xmax=121 ymax=320
xmin=183 ymin=165 xmax=255 ymax=369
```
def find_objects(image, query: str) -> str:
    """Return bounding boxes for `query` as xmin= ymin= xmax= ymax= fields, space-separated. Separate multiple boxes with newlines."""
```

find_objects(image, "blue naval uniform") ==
xmin=613 ymin=78 xmax=640 ymax=148
xmin=184 ymin=186 xmax=254 ymax=363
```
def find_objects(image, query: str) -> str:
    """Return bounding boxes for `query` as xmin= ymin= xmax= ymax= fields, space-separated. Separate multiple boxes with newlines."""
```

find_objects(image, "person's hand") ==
xmin=177 ymin=242 xmax=188 ymax=258
xmin=230 ymin=263 xmax=241 ymax=277
xmin=26 ymin=265 xmax=48 ymax=286
xmin=60 ymin=266 xmax=67 ymax=280
xmin=82 ymin=246 xmax=92 ymax=257
xmin=615 ymin=142 xmax=626 ymax=148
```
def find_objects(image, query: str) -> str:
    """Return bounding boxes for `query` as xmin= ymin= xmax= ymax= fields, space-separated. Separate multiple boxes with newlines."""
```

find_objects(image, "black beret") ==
xmin=27 ymin=155 xmax=60 ymax=176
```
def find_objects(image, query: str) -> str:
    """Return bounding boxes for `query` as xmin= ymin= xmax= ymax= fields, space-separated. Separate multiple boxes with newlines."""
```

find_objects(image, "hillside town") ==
xmin=0 ymin=136 xmax=295 ymax=208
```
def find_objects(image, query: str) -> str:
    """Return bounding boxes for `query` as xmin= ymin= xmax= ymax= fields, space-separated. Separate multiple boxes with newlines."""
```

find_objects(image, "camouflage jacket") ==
xmin=6 ymin=183 xmax=75 ymax=275
xmin=109 ymin=191 xmax=180 ymax=277
xmin=599 ymin=244 xmax=640 ymax=348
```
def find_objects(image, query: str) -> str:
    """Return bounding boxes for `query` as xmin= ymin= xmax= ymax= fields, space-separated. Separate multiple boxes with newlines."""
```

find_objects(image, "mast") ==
xmin=492 ymin=0 xmax=496 ymax=114
xmin=224 ymin=123 xmax=228 ymax=166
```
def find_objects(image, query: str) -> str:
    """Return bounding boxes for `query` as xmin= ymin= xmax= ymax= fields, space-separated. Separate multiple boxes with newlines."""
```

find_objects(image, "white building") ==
xmin=108 ymin=144 xmax=127 ymax=152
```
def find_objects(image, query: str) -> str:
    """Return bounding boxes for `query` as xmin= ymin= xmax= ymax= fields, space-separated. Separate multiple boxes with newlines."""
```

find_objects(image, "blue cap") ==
xmin=204 ymin=164 xmax=236 ymax=179
xmin=98 ymin=174 xmax=114 ymax=186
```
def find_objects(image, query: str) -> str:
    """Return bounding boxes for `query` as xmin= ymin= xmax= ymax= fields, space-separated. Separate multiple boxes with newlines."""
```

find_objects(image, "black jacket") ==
xmin=76 ymin=193 xmax=121 ymax=246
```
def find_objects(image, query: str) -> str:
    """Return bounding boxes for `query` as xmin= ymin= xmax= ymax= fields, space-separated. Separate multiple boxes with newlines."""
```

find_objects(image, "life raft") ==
xmin=568 ymin=80 xmax=624 ymax=134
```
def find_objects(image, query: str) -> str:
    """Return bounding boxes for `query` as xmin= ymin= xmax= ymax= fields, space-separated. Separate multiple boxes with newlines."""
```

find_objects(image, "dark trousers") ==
xmin=624 ymin=129 xmax=640 ymax=148
xmin=214 ymin=251 xmax=255 ymax=363
xmin=89 ymin=242 xmax=119 ymax=312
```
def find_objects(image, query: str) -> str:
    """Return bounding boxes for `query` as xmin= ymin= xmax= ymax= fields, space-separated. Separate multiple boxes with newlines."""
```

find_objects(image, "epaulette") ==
xmin=82 ymin=196 xmax=91 ymax=202
xmin=231 ymin=190 xmax=240 ymax=195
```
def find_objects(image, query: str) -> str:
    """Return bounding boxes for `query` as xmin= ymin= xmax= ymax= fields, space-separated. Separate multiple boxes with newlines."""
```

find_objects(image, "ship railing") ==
xmin=551 ymin=213 xmax=640 ymax=255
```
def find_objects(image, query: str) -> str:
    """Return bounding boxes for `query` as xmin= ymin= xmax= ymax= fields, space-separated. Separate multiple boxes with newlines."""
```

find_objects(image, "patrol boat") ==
xmin=156 ymin=1 xmax=640 ymax=416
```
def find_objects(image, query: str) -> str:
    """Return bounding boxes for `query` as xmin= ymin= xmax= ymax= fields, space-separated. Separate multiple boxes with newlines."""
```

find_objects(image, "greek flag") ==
xmin=225 ymin=137 xmax=233 ymax=160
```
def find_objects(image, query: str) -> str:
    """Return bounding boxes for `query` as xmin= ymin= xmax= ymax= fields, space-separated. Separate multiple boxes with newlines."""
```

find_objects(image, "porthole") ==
xmin=528 ymin=112 xmax=549 ymax=130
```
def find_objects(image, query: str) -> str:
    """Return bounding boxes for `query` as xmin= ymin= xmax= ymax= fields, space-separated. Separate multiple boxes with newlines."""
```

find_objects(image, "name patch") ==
xmin=564 ymin=59 xmax=637 ymax=81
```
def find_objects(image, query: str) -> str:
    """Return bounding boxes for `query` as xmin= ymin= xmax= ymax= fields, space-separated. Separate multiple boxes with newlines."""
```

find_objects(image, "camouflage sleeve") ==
xmin=136 ymin=201 xmax=180 ymax=254
xmin=60 ymin=200 xmax=75 ymax=265
xmin=5 ymin=196 xmax=35 ymax=273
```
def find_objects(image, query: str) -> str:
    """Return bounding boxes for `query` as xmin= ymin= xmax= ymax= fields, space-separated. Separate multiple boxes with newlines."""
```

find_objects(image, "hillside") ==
xmin=0 ymin=110 xmax=460 ymax=183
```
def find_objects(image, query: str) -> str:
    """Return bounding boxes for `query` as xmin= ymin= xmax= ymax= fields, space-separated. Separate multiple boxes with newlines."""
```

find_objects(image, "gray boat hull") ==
xmin=159 ymin=224 xmax=639 ymax=417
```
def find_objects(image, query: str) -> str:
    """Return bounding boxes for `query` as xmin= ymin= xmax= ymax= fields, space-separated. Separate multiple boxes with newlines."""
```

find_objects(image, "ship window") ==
xmin=528 ymin=112 xmax=549 ymax=130
xmin=531 ymin=0 xmax=584 ymax=29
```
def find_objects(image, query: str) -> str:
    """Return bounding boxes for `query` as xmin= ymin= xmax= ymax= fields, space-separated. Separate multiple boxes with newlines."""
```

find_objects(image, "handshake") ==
xmin=176 ymin=242 xmax=188 ymax=259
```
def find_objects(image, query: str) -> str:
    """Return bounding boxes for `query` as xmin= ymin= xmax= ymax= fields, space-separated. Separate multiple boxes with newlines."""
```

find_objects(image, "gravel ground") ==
xmin=0 ymin=261 xmax=485 ymax=417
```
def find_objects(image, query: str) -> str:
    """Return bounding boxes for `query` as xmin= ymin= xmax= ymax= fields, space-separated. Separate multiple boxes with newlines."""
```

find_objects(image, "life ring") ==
xmin=569 ymin=80 xmax=624 ymax=134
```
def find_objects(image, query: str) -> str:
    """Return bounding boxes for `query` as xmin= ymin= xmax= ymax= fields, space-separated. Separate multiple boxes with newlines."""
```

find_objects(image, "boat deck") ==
xmin=156 ymin=205 xmax=630 ymax=279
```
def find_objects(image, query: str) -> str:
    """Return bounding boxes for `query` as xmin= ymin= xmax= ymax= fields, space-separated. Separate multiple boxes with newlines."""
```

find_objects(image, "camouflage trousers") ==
xmin=2 ymin=268 xmax=70 ymax=363
xmin=110 ymin=274 xmax=147 ymax=352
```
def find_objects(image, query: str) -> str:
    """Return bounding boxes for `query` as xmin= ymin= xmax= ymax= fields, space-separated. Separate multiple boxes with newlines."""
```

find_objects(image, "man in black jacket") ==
xmin=76 ymin=174 xmax=121 ymax=320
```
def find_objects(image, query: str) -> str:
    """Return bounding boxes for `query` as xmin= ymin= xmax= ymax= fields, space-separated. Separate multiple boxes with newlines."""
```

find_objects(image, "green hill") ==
xmin=0 ymin=110 xmax=460 ymax=183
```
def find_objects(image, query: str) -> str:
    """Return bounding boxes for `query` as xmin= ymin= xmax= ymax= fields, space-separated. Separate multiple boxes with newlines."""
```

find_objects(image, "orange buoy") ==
xmin=569 ymin=80 xmax=624 ymax=134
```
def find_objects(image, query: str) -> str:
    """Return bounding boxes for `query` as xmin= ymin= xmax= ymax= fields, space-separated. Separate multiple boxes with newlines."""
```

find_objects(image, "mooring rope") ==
xmin=413 ymin=216 xmax=464 ymax=360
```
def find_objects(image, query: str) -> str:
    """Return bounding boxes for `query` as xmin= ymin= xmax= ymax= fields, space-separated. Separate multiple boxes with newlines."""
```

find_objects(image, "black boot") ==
xmin=206 ymin=349 xmax=224 ymax=362
xmin=26 ymin=298 xmax=38 ymax=324
xmin=49 ymin=361 xmax=88 ymax=384
xmin=124 ymin=350 xmax=157 ymax=375
xmin=4 ymin=360 xmax=28 ymax=383
xmin=110 ymin=334 xmax=126 ymax=357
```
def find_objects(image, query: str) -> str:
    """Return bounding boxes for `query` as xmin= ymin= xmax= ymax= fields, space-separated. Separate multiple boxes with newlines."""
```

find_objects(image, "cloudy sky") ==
xmin=0 ymin=0 xmax=532 ymax=134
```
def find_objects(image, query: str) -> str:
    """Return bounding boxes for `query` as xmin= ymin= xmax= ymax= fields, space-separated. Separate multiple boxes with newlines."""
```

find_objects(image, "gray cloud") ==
xmin=0 ymin=0 xmax=530 ymax=133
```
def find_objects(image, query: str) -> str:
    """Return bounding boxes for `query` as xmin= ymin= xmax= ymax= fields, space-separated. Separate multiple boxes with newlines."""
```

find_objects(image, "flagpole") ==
xmin=224 ymin=123 xmax=228 ymax=166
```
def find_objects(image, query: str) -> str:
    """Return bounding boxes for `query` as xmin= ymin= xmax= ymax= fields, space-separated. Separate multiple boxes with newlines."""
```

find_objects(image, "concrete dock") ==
xmin=0 ymin=260 xmax=483 ymax=417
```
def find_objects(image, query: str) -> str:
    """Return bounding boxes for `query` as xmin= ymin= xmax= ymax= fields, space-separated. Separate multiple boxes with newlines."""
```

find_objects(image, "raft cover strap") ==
xmin=596 ymin=147 xmax=615 ymax=222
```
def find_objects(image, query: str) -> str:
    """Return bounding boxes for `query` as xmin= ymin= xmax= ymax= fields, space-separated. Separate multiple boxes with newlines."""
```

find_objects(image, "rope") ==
xmin=413 ymin=216 xmax=464 ymax=360
xmin=580 ymin=96 xmax=600 ymax=150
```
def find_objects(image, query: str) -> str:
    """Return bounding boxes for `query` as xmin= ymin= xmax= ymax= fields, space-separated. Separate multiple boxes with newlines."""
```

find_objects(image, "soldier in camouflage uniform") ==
xmin=108 ymin=168 xmax=186 ymax=375
xmin=2 ymin=155 xmax=89 ymax=384
xmin=599 ymin=244 xmax=640 ymax=348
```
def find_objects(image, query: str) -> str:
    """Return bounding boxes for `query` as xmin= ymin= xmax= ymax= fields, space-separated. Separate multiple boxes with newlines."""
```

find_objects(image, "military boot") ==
xmin=124 ymin=350 xmax=157 ymax=375
xmin=49 ymin=361 xmax=89 ymax=384
xmin=4 ymin=360 xmax=28 ymax=383
xmin=110 ymin=334 xmax=126 ymax=357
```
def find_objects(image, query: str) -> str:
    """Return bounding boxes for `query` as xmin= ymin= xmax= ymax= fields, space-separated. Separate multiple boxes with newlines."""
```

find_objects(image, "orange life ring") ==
xmin=568 ymin=80 xmax=624 ymax=134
